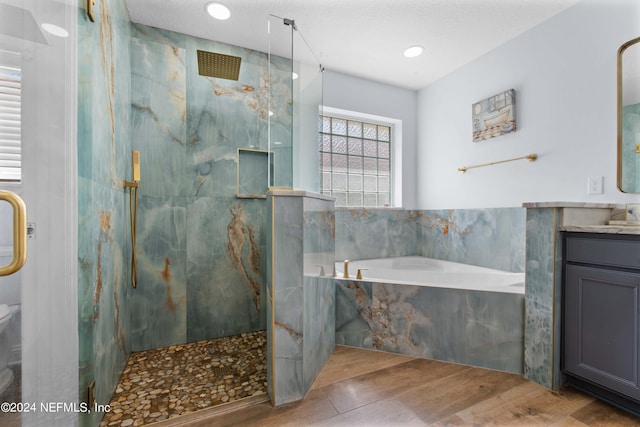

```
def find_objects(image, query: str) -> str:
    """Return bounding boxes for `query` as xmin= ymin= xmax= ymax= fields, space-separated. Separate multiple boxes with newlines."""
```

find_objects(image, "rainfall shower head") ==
xmin=197 ymin=50 xmax=241 ymax=80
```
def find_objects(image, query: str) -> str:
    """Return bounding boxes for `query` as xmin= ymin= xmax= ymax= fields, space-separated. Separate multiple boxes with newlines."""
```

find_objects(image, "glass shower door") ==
xmin=267 ymin=14 xmax=323 ymax=191
xmin=0 ymin=0 xmax=78 ymax=426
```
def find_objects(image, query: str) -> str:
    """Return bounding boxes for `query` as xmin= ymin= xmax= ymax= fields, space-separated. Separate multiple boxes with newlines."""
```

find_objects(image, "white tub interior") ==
xmin=336 ymin=256 xmax=525 ymax=294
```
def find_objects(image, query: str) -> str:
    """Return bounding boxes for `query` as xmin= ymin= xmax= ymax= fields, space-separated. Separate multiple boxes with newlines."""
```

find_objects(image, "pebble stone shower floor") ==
xmin=100 ymin=330 xmax=267 ymax=426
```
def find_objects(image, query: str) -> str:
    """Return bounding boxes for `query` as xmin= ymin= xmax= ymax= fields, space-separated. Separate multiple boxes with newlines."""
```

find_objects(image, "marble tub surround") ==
xmin=267 ymin=191 xmax=335 ymax=406
xmin=335 ymin=208 xmax=418 ymax=262
xmin=415 ymin=208 xmax=525 ymax=272
xmin=335 ymin=279 xmax=524 ymax=374
xmin=336 ymin=207 xmax=526 ymax=273
xmin=522 ymin=201 xmax=628 ymax=390
xmin=334 ymin=207 xmax=533 ymax=377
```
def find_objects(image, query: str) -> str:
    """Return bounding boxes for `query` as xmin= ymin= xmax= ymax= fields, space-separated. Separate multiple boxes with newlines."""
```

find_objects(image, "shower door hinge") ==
xmin=283 ymin=18 xmax=296 ymax=30
xmin=87 ymin=0 xmax=96 ymax=22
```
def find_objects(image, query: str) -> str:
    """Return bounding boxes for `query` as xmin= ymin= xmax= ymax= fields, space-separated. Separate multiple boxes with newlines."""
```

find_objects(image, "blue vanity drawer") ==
xmin=565 ymin=234 xmax=640 ymax=270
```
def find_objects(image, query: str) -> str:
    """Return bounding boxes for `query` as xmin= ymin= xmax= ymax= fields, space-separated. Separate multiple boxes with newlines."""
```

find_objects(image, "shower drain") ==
xmin=213 ymin=366 xmax=234 ymax=377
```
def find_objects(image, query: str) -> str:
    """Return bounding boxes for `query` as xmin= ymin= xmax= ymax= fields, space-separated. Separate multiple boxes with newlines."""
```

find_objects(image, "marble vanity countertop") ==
xmin=522 ymin=201 xmax=622 ymax=209
xmin=560 ymin=225 xmax=640 ymax=235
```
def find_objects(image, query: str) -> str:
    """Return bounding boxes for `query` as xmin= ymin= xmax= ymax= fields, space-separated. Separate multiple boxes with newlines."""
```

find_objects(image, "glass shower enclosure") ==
xmin=267 ymin=15 xmax=323 ymax=192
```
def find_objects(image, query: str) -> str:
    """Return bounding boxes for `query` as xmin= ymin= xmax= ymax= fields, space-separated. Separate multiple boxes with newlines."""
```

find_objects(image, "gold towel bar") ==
xmin=458 ymin=153 xmax=537 ymax=173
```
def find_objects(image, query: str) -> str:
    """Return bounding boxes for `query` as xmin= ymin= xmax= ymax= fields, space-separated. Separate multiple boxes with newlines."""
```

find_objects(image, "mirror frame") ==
xmin=617 ymin=36 xmax=640 ymax=193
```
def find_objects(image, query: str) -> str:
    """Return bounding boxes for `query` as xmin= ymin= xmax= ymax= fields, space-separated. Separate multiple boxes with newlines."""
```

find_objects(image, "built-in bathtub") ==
xmin=335 ymin=256 xmax=525 ymax=374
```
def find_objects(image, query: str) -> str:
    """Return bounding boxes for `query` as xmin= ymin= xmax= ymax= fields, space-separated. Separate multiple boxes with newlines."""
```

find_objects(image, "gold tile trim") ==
xmin=269 ymin=196 xmax=276 ymax=405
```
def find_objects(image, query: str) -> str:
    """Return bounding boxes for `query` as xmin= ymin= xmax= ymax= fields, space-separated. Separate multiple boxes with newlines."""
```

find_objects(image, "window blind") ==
xmin=0 ymin=65 xmax=21 ymax=181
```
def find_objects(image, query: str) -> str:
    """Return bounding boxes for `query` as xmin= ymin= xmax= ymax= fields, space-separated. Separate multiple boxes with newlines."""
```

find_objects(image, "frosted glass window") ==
xmin=378 ymin=142 xmax=389 ymax=158
xmin=332 ymin=154 xmax=347 ymax=173
xmin=322 ymin=172 xmax=331 ymax=189
xmin=332 ymin=136 xmax=347 ymax=154
xmin=363 ymin=140 xmax=377 ymax=157
xmin=332 ymin=173 xmax=347 ymax=191
xmin=348 ymin=193 xmax=363 ymax=206
xmin=322 ymin=116 xmax=331 ymax=133
xmin=319 ymin=115 xmax=392 ymax=207
xmin=348 ymin=175 xmax=362 ymax=191
xmin=378 ymin=126 xmax=390 ymax=142
xmin=363 ymin=123 xmax=377 ymax=139
xmin=321 ymin=153 xmax=331 ymax=171
xmin=378 ymin=159 xmax=390 ymax=176
xmin=363 ymin=175 xmax=377 ymax=192
xmin=348 ymin=156 xmax=362 ymax=172
xmin=333 ymin=192 xmax=347 ymax=206
xmin=321 ymin=134 xmax=331 ymax=151
xmin=348 ymin=138 xmax=362 ymax=155
xmin=332 ymin=118 xmax=347 ymax=135
xmin=364 ymin=158 xmax=377 ymax=173
xmin=363 ymin=193 xmax=377 ymax=207
xmin=348 ymin=121 xmax=362 ymax=137
xmin=378 ymin=176 xmax=389 ymax=192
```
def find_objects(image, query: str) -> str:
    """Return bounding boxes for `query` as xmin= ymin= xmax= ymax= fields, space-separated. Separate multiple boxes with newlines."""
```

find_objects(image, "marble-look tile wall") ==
xmin=77 ymin=0 xmax=132 ymax=425
xmin=523 ymin=208 xmax=564 ymax=389
xmin=78 ymin=10 xmax=293 ymax=424
xmin=336 ymin=207 xmax=526 ymax=273
xmin=267 ymin=192 xmax=335 ymax=406
xmin=302 ymin=197 xmax=336 ymax=392
xmin=335 ymin=208 xmax=418 ymax=262
xmin=336 ymin=279 xmax=524 ymax=373
xmin=416 ymin=208 xmax=526 ymax=272
xmin=128 ymin=24 xmax=292 ymax=350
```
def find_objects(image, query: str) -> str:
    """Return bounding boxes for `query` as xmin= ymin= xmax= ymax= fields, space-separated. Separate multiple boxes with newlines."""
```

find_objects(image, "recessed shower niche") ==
xmin=236 ymin=149 xmax=275 ymax=198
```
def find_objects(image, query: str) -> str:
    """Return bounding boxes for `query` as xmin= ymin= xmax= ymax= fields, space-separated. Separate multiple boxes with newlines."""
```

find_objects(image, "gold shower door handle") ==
xmin=0 ymin=191 xmax=27 ymax=276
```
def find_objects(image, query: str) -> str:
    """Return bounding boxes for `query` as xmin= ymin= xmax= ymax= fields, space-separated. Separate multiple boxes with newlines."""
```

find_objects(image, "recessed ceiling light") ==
xmin=205 ymin=2 xmax=230 ymax=20
xmin=403 ymin=45 xmax=424 ymax=58
xmin=41 ymin=23 xmax=69 ymax=38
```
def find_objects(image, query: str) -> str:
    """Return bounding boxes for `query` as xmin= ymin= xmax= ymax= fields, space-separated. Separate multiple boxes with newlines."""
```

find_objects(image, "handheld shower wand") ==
xmin=124 ymin=150 xmax=140 ymax=288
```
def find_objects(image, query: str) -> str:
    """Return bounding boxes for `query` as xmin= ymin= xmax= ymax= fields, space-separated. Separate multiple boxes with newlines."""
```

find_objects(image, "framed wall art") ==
xmin=472 ymin=89 xmax=516 ymax=142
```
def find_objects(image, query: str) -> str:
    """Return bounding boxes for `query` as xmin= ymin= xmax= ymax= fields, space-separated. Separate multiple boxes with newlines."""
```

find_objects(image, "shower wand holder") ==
xmin=123 ymin=180 xmax=139 ymax=189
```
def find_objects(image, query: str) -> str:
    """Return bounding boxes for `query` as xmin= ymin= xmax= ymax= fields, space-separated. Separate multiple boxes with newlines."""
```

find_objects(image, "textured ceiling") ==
xmin=124 ymin=0 xmax=579 ymax=90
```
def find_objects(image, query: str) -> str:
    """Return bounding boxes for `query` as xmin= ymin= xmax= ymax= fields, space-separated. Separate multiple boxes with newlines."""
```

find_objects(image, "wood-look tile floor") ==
xmin=162 ymin=345 xmax=640 ymax=427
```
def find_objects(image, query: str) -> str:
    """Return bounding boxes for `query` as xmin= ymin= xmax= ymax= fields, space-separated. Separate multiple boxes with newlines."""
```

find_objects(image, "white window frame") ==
xmin=320 ymin=106 xmax=402 ymax=208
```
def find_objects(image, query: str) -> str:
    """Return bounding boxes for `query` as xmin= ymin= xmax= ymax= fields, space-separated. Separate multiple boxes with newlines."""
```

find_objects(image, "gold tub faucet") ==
xmin=343 ymin=260 xmax=352 ymax=278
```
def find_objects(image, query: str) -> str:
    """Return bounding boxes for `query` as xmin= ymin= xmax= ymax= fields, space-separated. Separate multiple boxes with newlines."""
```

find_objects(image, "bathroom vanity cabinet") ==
xmin=562 ymin=232 xmax=640 ymax=415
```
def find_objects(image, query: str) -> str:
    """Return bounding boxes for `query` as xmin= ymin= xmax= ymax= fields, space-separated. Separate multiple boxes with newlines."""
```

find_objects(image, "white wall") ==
xmin=417 ymin=0 xmax=640 ymax=209
xmin=322 ymin=70 xmax=418 ymax=208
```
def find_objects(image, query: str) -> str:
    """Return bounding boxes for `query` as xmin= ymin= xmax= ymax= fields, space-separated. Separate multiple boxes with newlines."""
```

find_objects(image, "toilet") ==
xmin=0 ymin=304 xmax=13 ymax=395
